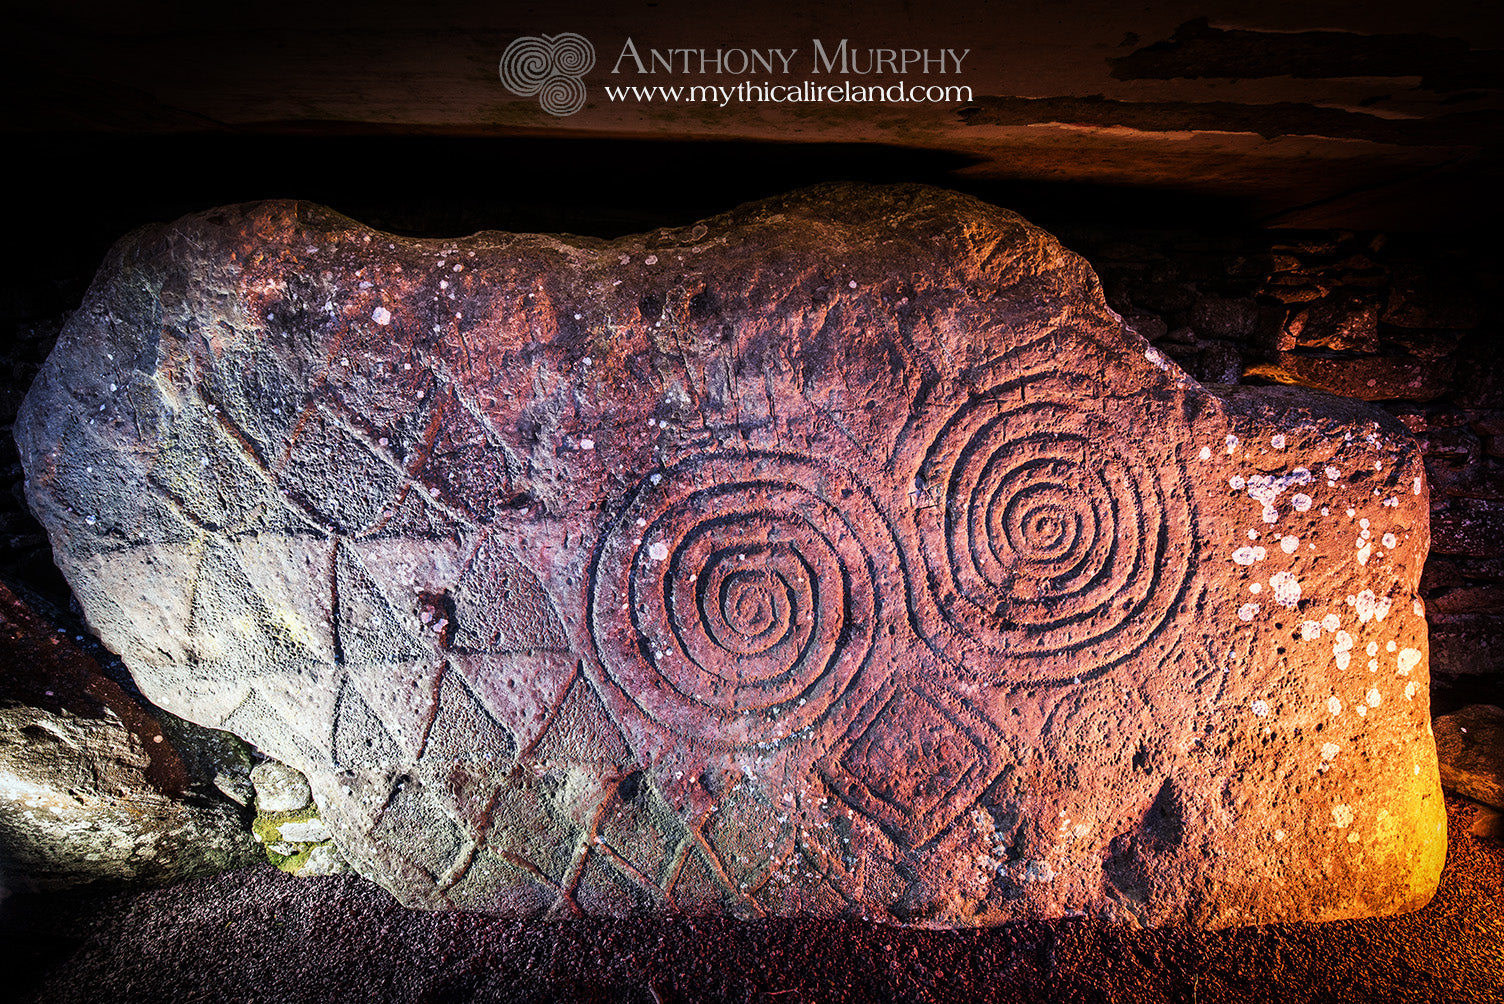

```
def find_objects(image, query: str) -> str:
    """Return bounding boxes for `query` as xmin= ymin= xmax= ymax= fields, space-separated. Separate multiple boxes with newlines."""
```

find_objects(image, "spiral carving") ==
xmin=911 ymin=384 xmax=1195 ymax=681
xmin=498 ymin=33 xmax=595 ymax=117
xmin=589 ymin=454 xmax=893 ymax=745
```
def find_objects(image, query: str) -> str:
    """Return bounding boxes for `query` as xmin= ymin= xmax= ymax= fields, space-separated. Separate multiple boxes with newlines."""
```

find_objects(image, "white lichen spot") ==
xmin=1301 ymin=621 xmax=1322 ymax=641
xmin=1292 ymin=493 xmax=1312 ymax=512
xmin=1272 ymin=434 xmax=1286 ymax=450
xmin=1382 ymin=532 xmax=1397 ymax=549
xmin=1366 ymin=641 xmax=1379 ymax=657
xmin=1274 ymin=829 xmax=1286 ymax=842
xmin=1229 ymin=475 xmax=1246 ymax=490
xmin=1413 ymin=598 xmax=1425 ymax=617
xmin=1334 ymin=630 xmax=1354 ymax=670
xmin=579 ymin=438 xmax=595 ymax=451
xmin=1357 ymin=542 xmax=1372 ymax=566
xmin=1327 ymin=696 xmax=1343 ymax=716
xmin=1347 ymin=508 xmax=1356 ymax=517
xmin=648 ymin=541 xmax=669 ymax=562
xmin=1386 ymin=640 xmax=1397 ymax=652
xmin=1321 ymin=742 xmax=1341 ymax=761
xmin=1413 ymin=476 xmax=1423 ymax=495
xmin=1232 ymin=545 xmax=1265 ymax=565
xmin=1396 ymin=648 xmax=1422 ymax=676
xmin=1405 ymin=680 xmax=1419 ymax=701
xmin=1322 ymin=613 xmax=1341 ymax=632
xmin=1332 ymin=804 xmax=1354 ymax=828
xmin=1269 ymin=571 xmax=1302 ymax=608
xmin=371 ymin=306 xmax=392 ymax=326
xmin=1263 ymin=506 xmax=1280 ymax=524
xmin=1199 ymin=446 xmax=1212 ymax=460
xmin=1354 ymin=590 xmax=1392 ymax=623
xmin=1357 ymin=705 xmax=1367 ymax=717
xmin=1226 ymin=434 xmax=1239 ymax=455
xmin=1250 ymin=583 xmax=1262 ymax=594
xmin=1239 ymin=602 xmax=1260 ymax=622
xmin=1281 ymin=535 xmax=1300 ymax=553
xmin=1251 ymin=699 xmax=1271 ymax=717
xmin=1369 ymin=659 xmax=1379 ymax=672
xmin=1144 ymin=347 xmax=1172 ymax=371
xmin=644 ymin=254 xmax=659 ymax=265
xmin=1248 ymin=529 xmax=1260 ymax=540
xmin=1326 ymin=466 xmax=1342 ymax=480
xmin=1367 ymin=688 xmax=1382 ymax=707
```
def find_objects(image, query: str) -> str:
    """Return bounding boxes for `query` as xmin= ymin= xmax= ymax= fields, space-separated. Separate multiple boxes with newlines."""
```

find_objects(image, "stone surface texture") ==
xmin=1433 ymin=704 xmax=1504 ymax=810
xmin=0 ymin=582 xmax=259 ymax=890
xmin=15 ymin=185 xmax=1445 ymax=927
xmin=251 ymin=759 xmax=314 ymax=813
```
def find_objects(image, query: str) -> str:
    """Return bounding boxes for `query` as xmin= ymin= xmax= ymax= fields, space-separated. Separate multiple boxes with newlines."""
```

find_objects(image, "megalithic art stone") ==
xmin=15 ymin=185 xmax=1446 ymax=927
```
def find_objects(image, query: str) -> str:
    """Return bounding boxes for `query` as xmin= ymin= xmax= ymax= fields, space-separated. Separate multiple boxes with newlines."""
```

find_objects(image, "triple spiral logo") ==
xmin=588 ymin=453 xmax=895 ymax=747
xmin=499 ymin=33 xmax=595 ymax=117
xmin=911 ymin=380 xmax=1196 ymax=682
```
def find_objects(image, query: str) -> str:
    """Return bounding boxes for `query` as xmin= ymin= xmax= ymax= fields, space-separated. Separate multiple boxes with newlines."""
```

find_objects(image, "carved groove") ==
xmin=588 ymin=452 xmax=898 ymax=746
xmin=911 ymin=380 xmax=1196 ymax=681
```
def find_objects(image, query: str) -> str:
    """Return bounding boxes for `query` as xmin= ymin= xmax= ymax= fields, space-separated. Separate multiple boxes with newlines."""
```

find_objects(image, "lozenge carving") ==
xmin=16 ymin=185 xmax=1446 ymax=927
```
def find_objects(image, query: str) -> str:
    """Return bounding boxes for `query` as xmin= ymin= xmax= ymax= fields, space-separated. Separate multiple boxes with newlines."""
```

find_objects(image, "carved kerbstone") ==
xmin=16 ymin=186 xmax=1445 ymax=927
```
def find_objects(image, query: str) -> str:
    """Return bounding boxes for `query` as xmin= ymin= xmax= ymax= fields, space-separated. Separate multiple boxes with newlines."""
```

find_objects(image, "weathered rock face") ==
xmin=0 ymin=583 xmax=259 ymax=890
xmin=1433 ymin=704 xmax=1504 ymax=810
xmin=15 ymin=185 xmax=1446 ymax=927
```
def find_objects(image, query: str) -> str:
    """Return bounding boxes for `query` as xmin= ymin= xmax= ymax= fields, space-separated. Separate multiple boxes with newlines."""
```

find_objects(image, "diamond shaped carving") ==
xmin=819 ymin=686 xmax=1000 ymax=848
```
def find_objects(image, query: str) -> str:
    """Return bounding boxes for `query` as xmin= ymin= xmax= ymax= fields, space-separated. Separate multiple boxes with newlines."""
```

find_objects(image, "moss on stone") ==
xmin=252 ymin=805 xmax=332 ymax=873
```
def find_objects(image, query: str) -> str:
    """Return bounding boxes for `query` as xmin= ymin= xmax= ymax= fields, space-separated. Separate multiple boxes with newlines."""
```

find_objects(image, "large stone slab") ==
xmin=15 ymin=185 xmax=1445 ymax=927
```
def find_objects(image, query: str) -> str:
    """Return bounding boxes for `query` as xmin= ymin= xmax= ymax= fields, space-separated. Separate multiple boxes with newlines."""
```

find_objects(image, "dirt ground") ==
xmin=1 ymin=795 xmax=1498 ymax=1004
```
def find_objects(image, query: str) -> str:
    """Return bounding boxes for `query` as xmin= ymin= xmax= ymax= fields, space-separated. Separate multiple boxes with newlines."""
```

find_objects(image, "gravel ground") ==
xmin=3 ymin=795 xmax=1499 ymax=1004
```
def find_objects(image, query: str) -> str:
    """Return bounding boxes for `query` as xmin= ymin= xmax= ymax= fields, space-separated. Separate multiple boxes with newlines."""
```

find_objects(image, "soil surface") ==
xmin=3 ymin=795 xmax=1499 ymax=1004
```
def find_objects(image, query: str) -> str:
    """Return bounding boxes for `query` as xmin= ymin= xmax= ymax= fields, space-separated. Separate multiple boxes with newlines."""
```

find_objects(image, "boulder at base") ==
xmin=15 ymin=185 xmax=1446 ymax=926
xmin=0 ymin=583 xmax=258 ymax=890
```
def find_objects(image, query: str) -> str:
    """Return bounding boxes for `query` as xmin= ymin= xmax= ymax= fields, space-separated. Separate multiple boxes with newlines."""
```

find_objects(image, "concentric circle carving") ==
xmin=589 ymin=453 xmax=895 ymax=745
xmin=912 ymin=385 xmax=1195 ymax=680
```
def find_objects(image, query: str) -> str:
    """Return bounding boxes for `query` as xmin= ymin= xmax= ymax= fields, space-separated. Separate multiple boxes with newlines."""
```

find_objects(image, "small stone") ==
xmin=250 ymin=760 xmax=313 ymax=813
xmin=275 ymin=818 xmax=333 ymax=843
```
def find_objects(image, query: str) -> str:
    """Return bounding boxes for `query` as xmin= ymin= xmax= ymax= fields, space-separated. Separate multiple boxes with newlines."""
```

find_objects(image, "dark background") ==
xmin=2 ymin=2 xmax=1502 ymax=1001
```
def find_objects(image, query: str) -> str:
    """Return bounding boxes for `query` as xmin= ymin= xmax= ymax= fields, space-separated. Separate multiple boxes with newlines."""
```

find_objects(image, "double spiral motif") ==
xmin=587 ymin=381 xmax=1196 ymax=744
xmin=498 ymin=33 xmax=595 ymax=117
xmin=588 ymin=454 xmax=892 ymax=745
xmin=910 ymin=382 xmax=1195 ymax=681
